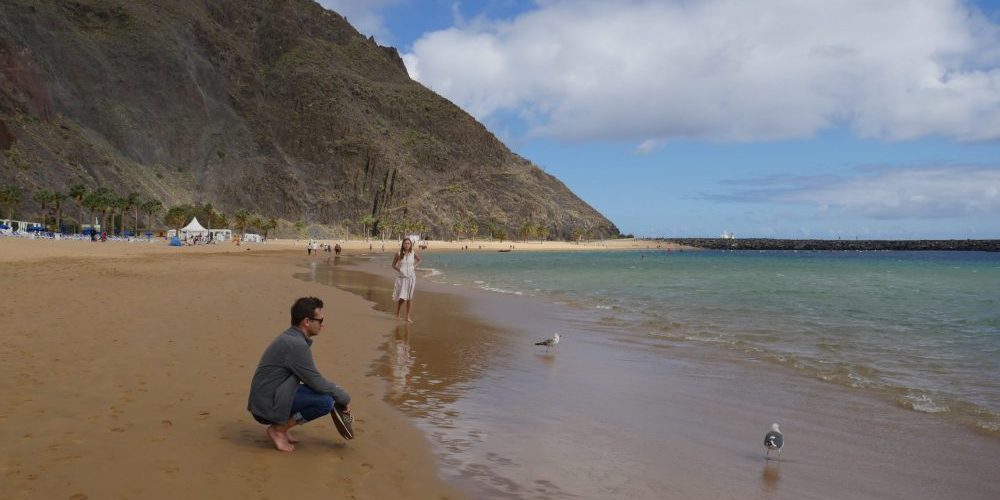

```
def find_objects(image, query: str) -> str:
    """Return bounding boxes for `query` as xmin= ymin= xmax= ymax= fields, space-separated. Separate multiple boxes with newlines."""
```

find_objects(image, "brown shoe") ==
xmin=331 ymin=407 xmax=354 ymax=440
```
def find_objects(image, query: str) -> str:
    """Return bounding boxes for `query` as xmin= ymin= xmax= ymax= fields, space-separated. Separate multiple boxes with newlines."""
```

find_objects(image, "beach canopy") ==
xmin=181 ymin=217 xmax=208 ymax=233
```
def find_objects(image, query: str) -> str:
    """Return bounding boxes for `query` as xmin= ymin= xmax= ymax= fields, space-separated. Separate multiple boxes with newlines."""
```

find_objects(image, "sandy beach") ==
xmin=4 ymin=236 xmax=998 ymax=500
xmin=0 ymin=238 xmax=461 ymax=499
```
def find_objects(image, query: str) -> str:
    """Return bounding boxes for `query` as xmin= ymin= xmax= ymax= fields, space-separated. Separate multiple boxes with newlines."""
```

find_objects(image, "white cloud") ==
xmin=316 ymin=0 xmax=398 ymax=43
xmin=636 ymin=139 xmax=664 ymax=154
xmin=402 ymin=0 xmax=1000 ymax=143
xmin=716 ymin=165 xmax=1000 ymax=219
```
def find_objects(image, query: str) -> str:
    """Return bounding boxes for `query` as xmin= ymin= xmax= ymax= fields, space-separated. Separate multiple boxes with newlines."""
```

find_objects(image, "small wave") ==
xmin=422 ymin=267 xmax=443 ymax=277
xmin=846 ymin=372 xmax=875 ymax=389
xmin=595 ymin=305 xmax=613 ymax=310
xmin=976 ymin=420 xmax=1000 ymax=433
xmin=479 ymin=285 xmax=524 ymax=296
xmin=901 ymin=393 xmax=950 ymax=414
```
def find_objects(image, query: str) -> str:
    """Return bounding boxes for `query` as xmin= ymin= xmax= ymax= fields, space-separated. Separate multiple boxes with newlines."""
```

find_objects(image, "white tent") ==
xmin=180 ymin=217 xmax=209 ymax=241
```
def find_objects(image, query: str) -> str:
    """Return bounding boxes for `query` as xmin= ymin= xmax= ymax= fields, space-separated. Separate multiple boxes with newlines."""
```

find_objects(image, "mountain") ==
xmin=0 ymin=0 xmax=618 ymax=239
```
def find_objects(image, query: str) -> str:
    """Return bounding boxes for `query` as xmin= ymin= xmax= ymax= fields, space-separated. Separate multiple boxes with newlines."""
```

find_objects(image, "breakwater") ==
xmin=662 ymin=238 xmax=1000 ymax=252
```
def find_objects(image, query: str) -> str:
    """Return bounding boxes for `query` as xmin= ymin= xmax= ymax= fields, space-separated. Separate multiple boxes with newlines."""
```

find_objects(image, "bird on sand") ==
xmin=535 ymin=333 xmax=560 ymax=350
xmin=764 ymin=423 xmax=783 ymax=459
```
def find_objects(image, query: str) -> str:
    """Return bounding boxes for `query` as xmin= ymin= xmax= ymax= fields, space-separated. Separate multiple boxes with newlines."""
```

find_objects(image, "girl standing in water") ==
xmin=392 ymin=237 xmax=421 ymax=322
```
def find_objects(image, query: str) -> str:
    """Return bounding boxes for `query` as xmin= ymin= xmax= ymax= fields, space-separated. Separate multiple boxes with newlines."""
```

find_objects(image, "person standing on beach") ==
xmin=392 ymin=237 xmax=421 ymax=322
xmin=247 ymin=297 xmax=352 ymax=452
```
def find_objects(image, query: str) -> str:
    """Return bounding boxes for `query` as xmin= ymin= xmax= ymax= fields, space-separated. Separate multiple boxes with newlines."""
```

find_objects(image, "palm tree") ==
xmin=82 ymin=190 xmax=103 ymax=231
xmin=51 ymin=191 xmax=68 ymax=232
xmin=68 ymin=183 xmax=87 ymax=232
xmin=535 ymin=224 xmax=549 ymax=241
xmin=452 ymin=220 xmax=465 ymax=240
xmin=1 ymin=186 xmax=23 ymax=220
xmin=107 ymin=195 xmax=127 ymax=235
xmin=202 ymin=203 xmax=215 ymax=230
xmin=261 ymin=217 xmax=277 ymax=240
xmin=466 ymin=219 xmax=478 ymax=242
xmin=519 ymin=220 xmax=536 ymax=242
xmin=234 ymin=209 xmax=250 ymax=235
xmin=141 ymin=200 xmax=162 ymax=232
xmin=360 ymin=214 xmax=376 ymax=239
xmin=84 ymin=186 xmax=113 ymax=232
xmin=32 ymin=189 xmax=53 ymax=228
xmin=126 ymin=192 xmax=141 ymax=235
xmin=249 ymin=214 xmax=263 ymax=234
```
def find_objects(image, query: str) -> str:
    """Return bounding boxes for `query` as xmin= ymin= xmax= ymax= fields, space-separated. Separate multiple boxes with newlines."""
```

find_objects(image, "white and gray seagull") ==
xmin=764 ymin=423 xmax=783 ymax=460
xmin=534 ymin=333 xmax=561 ymax=350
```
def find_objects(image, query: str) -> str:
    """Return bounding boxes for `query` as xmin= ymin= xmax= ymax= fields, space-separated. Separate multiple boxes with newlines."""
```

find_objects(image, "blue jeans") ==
xmin=290 ymin=385 xmax=335 ymax=425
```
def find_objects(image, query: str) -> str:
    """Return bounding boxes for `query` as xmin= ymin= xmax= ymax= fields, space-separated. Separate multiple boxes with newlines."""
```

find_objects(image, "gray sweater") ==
xmin=247 ymin=327 xmax=351 ymax=424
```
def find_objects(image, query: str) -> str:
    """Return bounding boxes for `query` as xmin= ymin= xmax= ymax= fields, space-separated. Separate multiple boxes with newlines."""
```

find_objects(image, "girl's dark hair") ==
xmin=291 ymin=296 xmax=324 ymax=326
xmin=399 ymin=238 xmax=412 ymax=258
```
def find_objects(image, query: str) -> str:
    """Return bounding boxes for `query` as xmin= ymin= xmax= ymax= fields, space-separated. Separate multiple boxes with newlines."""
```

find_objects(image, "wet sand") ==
xmin=0 ymin=238 xmax=461 ymax=499
xmin=310 ymin=256 xmax=1000 ymax=500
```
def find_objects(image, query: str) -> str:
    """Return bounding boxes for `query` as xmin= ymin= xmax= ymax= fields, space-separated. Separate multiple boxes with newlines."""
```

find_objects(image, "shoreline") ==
xmin=660 ymin=238 xmax=1000 ymax=252
xmin=0 ymin=238 xmax=463 ymax=499
xmin=312 ymin=253 xmax=1000 ymax=499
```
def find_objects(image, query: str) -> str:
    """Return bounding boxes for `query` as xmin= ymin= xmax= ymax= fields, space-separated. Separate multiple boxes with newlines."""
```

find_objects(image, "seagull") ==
xmin=764 ymin=423 xmax=783 ymax=460
xmin=535 ymin=333 xmax=560 ymax=350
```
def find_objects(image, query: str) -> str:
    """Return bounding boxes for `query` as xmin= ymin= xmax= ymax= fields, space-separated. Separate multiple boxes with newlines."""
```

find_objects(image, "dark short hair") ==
xmin=291 ymin=297 xmax=324 ymax=326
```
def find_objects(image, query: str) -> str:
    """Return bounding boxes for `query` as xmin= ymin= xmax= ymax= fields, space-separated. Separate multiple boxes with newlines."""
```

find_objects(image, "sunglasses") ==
xmin=308 ymin=317 xmax=324 ymax=324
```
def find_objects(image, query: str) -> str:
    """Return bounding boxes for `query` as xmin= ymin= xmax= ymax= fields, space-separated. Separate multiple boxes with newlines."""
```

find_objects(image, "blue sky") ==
xmin=319 ymin=0 xmax=1000 ymax=239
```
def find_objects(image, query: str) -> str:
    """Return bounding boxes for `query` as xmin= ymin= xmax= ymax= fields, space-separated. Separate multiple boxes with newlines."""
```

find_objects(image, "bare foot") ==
xmin=266 ymin=425 xmax=295 ymax=452
xmin=406 ymin=318 xmax=413 ymax=323
xmin=286 ymin=430 xmax=300 ymax=444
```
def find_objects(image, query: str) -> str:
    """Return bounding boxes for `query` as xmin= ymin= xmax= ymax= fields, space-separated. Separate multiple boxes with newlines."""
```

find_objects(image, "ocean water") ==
xmin=419 ymin=249 xmax=1000 ymax=434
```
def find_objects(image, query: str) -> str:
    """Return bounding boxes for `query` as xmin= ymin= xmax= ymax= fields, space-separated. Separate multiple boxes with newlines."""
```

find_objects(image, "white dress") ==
xmin=392 ymin=252 xmax=417 ymax=301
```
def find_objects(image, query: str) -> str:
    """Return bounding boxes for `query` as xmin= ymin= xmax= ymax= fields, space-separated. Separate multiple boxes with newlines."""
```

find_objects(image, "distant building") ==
xmin=721 ymin=231 xmax=736 ymax=239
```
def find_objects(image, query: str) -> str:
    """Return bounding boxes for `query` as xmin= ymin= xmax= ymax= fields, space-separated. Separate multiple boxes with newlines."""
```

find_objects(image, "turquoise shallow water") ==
xmin=420 ymin=249 xmax=1000 ymax=433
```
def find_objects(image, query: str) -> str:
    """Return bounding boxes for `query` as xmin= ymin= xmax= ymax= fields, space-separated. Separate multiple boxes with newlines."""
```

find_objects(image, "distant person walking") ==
xmin=247 ymin=297 xmax=352 ymax=452
xmin=391 ymin=237 xmax=421 ymax=322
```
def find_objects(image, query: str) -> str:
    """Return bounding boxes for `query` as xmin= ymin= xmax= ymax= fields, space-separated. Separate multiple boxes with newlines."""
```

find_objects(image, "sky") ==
xmin=317 ymin=0 xmax=1000 ymax=239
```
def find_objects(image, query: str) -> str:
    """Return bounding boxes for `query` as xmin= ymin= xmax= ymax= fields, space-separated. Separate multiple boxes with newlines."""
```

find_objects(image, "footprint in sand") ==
xmin=69 ymin=494 xmax=88 ymax=500
xmin=110 ymin=427 xmax=125 ymax=433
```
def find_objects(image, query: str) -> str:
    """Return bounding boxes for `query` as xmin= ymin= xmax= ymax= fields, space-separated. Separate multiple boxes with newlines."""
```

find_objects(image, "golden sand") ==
xmin=0 ymin=238 xmax=460 ymax=499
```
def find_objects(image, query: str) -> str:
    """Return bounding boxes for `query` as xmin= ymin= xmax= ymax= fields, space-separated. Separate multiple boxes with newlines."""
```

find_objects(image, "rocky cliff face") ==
xmin=0 ymin=0 xmax=617 ymax=238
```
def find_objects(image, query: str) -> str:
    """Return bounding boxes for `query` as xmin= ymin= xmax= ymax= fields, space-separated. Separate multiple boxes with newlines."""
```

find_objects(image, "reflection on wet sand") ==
xmin=391 ymin=323 xmax=413 ymax=396
xmin=761 ymin=462 xmax=780 ymax=496
xmin=298 ymin=259 xmax=554 ymax=497
xmin=534 ymin=352 xmax=557 ymax=369
xmin=296 ymin=261 xmax=511 ymax=421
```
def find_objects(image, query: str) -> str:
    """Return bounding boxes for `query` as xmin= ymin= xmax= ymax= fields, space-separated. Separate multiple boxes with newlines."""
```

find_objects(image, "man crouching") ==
xmin=248 ymin=297 xmax=352 ymax=451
